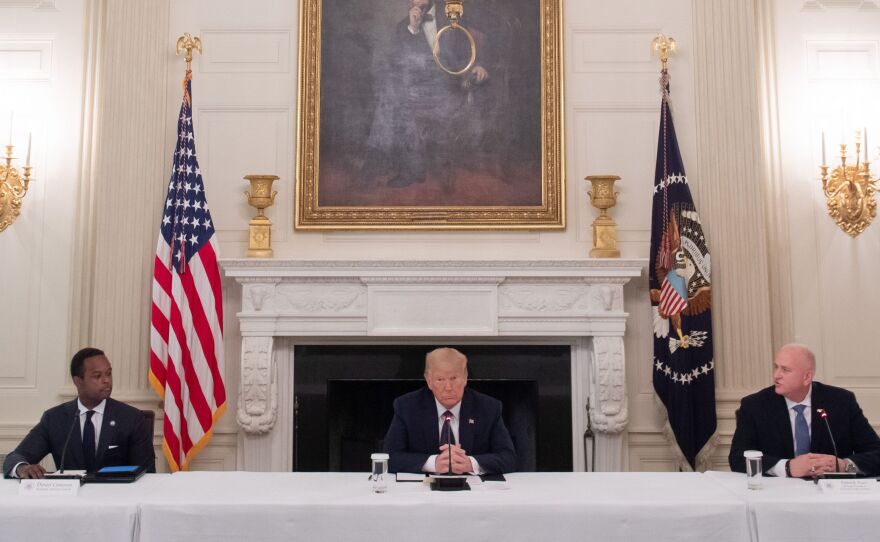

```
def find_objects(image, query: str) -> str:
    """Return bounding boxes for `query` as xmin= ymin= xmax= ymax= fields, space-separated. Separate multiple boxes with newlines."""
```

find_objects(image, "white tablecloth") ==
xmin=17 ymin=471 xmax=877 ymax=542
xmin=136 ymin=472 xmax=749 ymax=542
xmin=706 ymin=470 xmax=880 ymax=542
xmin=0 ymin=474 xmax=165 ymax=542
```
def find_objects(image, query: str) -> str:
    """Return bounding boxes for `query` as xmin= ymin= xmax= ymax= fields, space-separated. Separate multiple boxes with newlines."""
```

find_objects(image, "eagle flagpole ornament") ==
xmin=648 ymin=34 xmax=717 ymax=470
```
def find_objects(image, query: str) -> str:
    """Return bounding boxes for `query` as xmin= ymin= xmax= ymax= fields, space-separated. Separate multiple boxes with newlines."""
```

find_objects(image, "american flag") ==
xmin=649 ymin=70 xmax=716 ymax=469
xmin=149 ymin=71 xmax=226 ymax=472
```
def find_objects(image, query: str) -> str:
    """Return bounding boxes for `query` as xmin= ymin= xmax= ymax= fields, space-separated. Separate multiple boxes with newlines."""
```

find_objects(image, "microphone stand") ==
xmin=446 ymin=415 xmax=453 ymax=476
xmin=816 ymin=408 xmax=855 ymax=479
xmin=45 ymin=412 xmax=84 ymax=480
xmin=431 ymin=414 xmax=468 ymax=491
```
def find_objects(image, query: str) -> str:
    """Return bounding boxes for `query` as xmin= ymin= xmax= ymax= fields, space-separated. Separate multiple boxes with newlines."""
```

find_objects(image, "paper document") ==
xmin=396 ymin=472 xmax=426 ymax=482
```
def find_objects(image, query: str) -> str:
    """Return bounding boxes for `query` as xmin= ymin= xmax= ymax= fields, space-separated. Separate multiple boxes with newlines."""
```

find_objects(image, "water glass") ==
xmin=371 ymin=453 xmax=389 ymax=493
xmin=744 ymin=450 xmax=763 ymax=490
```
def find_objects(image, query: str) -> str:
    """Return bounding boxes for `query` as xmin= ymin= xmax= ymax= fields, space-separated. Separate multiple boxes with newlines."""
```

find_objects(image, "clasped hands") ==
xmin=435 ymin=443 xmax=473 ymax=474
xmin=788 ymin=453 xmax=847 ymax=477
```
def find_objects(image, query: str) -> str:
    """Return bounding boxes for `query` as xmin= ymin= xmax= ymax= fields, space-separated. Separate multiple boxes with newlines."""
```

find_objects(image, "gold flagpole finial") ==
xmin=651 ymin=34 xmax=677 ymax=71
xmin=176 ymin=33 xmax=202 ymax=72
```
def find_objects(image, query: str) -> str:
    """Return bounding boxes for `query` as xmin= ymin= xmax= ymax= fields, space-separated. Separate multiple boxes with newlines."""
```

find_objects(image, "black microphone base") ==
xmin=430 ymin=476 xmax=470 ymax=491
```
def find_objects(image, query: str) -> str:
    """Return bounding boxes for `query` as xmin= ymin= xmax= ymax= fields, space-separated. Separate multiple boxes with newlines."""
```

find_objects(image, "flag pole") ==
xmin=176 ymin=33 xmax=202 ymax=73
xmin=651 ymin=34 xmax=677 ymax=73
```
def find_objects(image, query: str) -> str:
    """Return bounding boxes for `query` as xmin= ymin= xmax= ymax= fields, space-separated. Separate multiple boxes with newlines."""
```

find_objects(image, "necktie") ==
xmin=440 ymin=410 xmax=456 ymax=445
xmin=82 ymin=410 xmax=96 ymax=472
xmin=422 ymin=13 xmax=434 ymax=23
xmin=793 ymin=404 xmax=810 ymax=456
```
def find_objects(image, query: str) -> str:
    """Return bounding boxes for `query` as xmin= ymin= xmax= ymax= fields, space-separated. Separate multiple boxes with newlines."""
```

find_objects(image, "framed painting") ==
xmin=295 ymin=0 xmax=563 ymax=229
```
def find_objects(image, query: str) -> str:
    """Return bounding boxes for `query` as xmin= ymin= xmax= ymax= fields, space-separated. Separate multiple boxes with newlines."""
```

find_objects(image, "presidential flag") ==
xmin=649 ymin=71 xmax=716 ymax=469
xmin=149 ymin=71 xmax=226 ymax=472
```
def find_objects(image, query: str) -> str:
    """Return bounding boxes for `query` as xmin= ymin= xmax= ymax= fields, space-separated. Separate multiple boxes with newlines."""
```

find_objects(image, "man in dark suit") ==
xmin=383 ymin=347 xmax=516 ymax=474
xmin=3 ymin=347 xmax=155 ymax=479
xmin=729 ymin=343 xmax=880 ymax=477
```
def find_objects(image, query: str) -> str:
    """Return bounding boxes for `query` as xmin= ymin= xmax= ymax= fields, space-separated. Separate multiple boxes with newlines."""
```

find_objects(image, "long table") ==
xmin=135 ymin=472 xmax=749 ymax=542
xmin=0 ymin=473 xmax=164 ymax=542
xmin=3 ymin=471 xmax=878 ymax=542
xmin=706 ymin=470 xmax=880 ymax=542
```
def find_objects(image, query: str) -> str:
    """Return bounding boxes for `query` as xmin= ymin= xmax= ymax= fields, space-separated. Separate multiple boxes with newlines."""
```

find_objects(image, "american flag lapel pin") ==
xmin=468 ymin=418 xmax=475 ymax=424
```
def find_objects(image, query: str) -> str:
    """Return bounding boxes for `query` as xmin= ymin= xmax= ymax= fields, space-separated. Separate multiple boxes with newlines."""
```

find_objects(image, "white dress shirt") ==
xmin=422 ymin=399 xmax=483 ymax=475
xmin=769 ymin=387 xmax=811 ymax=477
xmin=78 ymin=398 xmax=107 ymax=449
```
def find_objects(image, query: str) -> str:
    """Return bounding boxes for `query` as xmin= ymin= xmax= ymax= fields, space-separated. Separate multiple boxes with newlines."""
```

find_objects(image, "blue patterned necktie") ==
xmin=82 ymin=410 xmax=96 ymax=472
xmin=793 ymin=404 xmax=810 ymax=456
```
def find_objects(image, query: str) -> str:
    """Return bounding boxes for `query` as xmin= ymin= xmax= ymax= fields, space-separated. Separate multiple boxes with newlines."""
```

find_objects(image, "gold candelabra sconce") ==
xmin=0 ymin=135 xmax=34 ymax=233
xmin=820 ymin=130 xmax=876 ymax=237
xmin=585 ymin=175 xmax=620 ymax=258
xmin=244 ymin=174 xmax=278 ymax=258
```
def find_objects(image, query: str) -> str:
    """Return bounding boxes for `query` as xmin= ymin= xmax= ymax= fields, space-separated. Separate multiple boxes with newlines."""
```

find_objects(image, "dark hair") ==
xmin=70 ymin=347 xmax=105 ymax=379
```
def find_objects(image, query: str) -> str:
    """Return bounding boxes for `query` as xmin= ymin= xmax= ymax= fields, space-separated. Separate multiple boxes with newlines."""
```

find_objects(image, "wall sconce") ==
xmin=820 ymin=129 xmax=876 ymax=237
xmin=0 ymin=125 xmax=33 ymax=233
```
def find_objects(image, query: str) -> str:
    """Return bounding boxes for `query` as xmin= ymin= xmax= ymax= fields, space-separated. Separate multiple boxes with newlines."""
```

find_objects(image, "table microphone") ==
xmin=816 ymin=408 xmax=840 ymax=473
xmin=45 ymin=412 xmax=82 ymax=479
xmin=430 ymin=414 xmax=467 ymax=490
xmin=445 ymin=414 xmax=453 ymax=475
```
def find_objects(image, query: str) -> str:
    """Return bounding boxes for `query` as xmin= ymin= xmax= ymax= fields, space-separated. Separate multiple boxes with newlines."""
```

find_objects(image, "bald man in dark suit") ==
xmin=729 ymin=344 xmax=880 ymax=477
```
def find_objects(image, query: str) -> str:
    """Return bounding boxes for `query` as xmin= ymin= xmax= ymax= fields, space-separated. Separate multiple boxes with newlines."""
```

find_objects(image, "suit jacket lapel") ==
xmin=421 ymin=389 xmax=440 ymax=452
xmin=63 ymin=400 xmax=85 ymax=470
xmin=810 ymin=383 xmax=828 ymax=454
xmin=458 ymin=389 xmax=475 ymax=452
xmin=95 ymin=399 xmax=115 ymax=468
xmin=771 ymin=393 xmax=795 ymax=458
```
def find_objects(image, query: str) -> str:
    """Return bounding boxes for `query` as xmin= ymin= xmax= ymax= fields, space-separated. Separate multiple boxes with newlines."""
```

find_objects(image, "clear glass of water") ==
xmin=744 ymin=450 xmax=763 ymax=490
xmin=371 ymin=453 xmax=389 ymax=493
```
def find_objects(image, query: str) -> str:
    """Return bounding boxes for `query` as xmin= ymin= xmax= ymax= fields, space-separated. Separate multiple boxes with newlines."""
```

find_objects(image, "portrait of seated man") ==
xmin=729 ymin=343 xmax=880 ymax=477
xmin=383 ymin=347 xmax=517 ymax=474
xmin=3 ymin=347 xmax=156 ymax=479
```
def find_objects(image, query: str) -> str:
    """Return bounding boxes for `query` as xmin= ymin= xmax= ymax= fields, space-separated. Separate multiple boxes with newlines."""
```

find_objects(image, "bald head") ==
xmin=424 ymin=348 xmax=468 ymax=409
xmin=773 ymin=343 xmax=815 ymax=402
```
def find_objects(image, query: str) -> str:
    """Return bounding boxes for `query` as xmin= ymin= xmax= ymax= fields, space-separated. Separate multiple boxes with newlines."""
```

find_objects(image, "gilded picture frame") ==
xmin=295 ymin=0 xmax=564 ymax=230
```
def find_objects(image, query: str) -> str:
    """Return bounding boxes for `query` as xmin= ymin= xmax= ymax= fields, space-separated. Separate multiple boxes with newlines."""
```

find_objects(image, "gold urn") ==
xmin=244 ymin=174 xmax=278 ymax=258
xmin=585 ymin=175 xmax=620 ymax=258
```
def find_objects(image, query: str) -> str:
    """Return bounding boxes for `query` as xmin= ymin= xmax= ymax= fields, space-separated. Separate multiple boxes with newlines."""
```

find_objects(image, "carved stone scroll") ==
xmin=590 ymin=336 xmax=627 ymax=433
xmin=237 ymin=336 xmax=277 ymax=434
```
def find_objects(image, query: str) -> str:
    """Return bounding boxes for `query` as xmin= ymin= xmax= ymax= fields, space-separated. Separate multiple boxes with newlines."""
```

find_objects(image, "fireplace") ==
xmin=293 ymin=345 xmax=572 ymax=472
xmin=222 ymin=260 xmax=642 ymax=472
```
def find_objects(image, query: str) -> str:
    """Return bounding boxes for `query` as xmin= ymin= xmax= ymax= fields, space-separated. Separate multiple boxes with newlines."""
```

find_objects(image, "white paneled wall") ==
xmin=0 ymin=0 xmax=85 ymax=464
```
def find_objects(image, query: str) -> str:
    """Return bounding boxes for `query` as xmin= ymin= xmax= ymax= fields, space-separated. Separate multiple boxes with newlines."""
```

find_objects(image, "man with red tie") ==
xmin=383 ymin=347 xmax=516 ymax=474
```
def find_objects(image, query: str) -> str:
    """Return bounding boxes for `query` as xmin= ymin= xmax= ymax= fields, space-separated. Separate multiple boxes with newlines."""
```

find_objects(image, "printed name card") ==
xmin=817 ymin=479 xmax=880 ymax=494
xmin=18 ymin=478 xmax=80 ymax=497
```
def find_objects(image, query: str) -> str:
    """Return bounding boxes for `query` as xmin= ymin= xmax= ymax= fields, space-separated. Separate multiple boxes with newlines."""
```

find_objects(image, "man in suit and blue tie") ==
xmin=3 ymin=347 xmax=155 ymax=478
xmin=729 ymin=343 xmax=880 ymax=477
xmin=383 ymin=347 xmax=516 ymax=474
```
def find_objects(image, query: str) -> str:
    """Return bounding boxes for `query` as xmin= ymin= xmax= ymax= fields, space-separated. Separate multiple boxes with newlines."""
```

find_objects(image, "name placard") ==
xmin=18 ymin=478 xmax=80 ymax=497
xmin=817 ymin=479 xmax=880 ymax=494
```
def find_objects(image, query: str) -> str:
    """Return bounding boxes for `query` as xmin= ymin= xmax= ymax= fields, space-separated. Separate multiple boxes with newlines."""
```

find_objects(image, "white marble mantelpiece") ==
xmin=221 ymin=259 xmax=644 ymax=472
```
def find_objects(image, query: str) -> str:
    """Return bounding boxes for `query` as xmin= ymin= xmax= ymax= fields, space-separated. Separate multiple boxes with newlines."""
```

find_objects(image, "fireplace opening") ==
xmin=293 ymin=345 xmax=572 ymax=472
